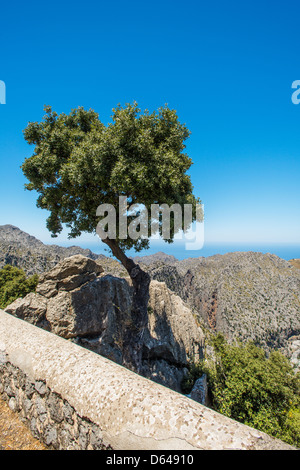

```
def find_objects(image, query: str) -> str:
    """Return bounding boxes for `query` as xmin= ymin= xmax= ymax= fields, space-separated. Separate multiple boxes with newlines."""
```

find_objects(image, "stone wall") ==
xmin=0 ymin=309 xmax=294 ymax=450
xmin=0 ymin=361 xmax=109 ymax=449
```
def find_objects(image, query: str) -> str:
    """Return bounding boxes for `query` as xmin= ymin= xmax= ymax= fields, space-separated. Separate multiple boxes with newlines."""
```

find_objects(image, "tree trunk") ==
xmin=102 ymin=239 xmax=150 ymax=374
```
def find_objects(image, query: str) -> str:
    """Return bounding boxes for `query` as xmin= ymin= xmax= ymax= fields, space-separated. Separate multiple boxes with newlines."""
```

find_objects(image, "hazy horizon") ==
xmin=1 ymin=222 xmax=299 ymax=263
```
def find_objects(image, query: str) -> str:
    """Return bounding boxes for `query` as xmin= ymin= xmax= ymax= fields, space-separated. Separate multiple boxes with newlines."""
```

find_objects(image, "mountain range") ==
xmin=1 ymin=224 xmax=299 ymax=369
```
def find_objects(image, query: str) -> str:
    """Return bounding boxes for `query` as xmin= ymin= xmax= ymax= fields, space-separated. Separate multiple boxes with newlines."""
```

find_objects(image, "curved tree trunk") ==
xmin=102 ymin=238 xmax=150 ymax=374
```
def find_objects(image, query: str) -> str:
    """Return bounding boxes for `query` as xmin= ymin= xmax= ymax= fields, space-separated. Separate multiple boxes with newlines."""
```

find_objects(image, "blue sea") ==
xmin=62 ymin=240 xmax=300 ymax=261
xmin=168 ymin=243 xmax=300 ymax=261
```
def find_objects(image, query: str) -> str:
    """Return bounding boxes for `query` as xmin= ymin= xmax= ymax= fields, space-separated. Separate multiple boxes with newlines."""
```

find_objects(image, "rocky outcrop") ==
xmin=36 ymin=255 xmax=104 ymax=298
xmin=2 ymin=225 xmax=299 ymax=369
xmin=0 ymin=225 xmax=109 ymax=276
xmin=284 ymin=335 xmax=300 ymax=373
xmin=290 ymin=259 xmax=300 ymax=269
xmin=142 ymin=280 xmax=204 ymax=390
xmin=132 ymin=252 xmax=177 ymax=266
xmin=146 ymin=252 xmax=300 ymax=359
xmin=5 ymin=255 xmax=204 ymax=392
xmin=190 ymin=374 xmax=209 ymax=406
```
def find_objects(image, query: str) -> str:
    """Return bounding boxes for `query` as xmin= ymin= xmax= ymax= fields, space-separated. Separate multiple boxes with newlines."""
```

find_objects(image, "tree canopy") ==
xmin=0 ymin=265 xmax=38 ymax=309
xmin=183 ymin=333 xmax=300 ymax=448
xmin=22 ymin=102 xmax=200 ymax=252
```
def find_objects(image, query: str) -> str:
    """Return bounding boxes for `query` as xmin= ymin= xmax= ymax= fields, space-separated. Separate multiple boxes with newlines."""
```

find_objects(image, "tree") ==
xmin=21 ymin=102 xmax=200 ymax=373
xmin=0 ymin=265 xmax=38 ymax=309
xmin=189 ymin=333 xmax=300 ymax=447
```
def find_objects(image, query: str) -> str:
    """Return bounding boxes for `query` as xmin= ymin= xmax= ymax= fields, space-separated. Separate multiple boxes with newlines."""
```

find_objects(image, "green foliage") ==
xmin=22 ymin=103 xmax=200 ymax=252
xmin=186 ymin=333 xmax=300 ymax=448
xmin=0 ymin=265 xmax=38 ymax=309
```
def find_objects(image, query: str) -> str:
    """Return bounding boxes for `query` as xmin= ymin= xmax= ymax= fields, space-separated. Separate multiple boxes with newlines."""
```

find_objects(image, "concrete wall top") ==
xmin=0 ymin=309 xmax=294 ymax=450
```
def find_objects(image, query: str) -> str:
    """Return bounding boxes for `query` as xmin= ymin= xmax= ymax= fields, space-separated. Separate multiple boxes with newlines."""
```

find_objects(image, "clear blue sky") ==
xmin=0 ymin=0 xmax=299 ymax=252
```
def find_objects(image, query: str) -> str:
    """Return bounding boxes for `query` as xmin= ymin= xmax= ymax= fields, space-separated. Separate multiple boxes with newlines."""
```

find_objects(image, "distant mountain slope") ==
xmin=146 ymin=251 xmax=300 ymax=358
xmin=131 ymin=251 xmax=177 ymax=265
xmin=0 ymin=224 xmax=45 ymax=248
xmin=290 ymin=259 xmax=300 ymax=269
xmin=0 ymin=225 xmax=115 ymax=276
xmin=1 ymin=225 xmax=299 ymax=367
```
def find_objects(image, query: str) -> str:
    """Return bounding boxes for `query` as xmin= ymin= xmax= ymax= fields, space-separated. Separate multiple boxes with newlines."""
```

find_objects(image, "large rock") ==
xmin=146 ymin=280 xmax=204 ymax=364
xmin=5 ymin=255 xmax=204 ymax=392
xmin=190 ymin=374 xmax=209 ymax=406
xmin=5 ymin=292 xmax=49 ymax=330
xmin=148 ymin=252 xmax=300 ymax=355
xmin=141 ymin=280 xmax=204 ymax=390
xmin=36 ymin=254 xmax=104 ymax=298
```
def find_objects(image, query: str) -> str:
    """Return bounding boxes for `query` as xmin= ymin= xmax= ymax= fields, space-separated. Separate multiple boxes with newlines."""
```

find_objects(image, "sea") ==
xmin=61 ymin=240 xmax=300 ymax=262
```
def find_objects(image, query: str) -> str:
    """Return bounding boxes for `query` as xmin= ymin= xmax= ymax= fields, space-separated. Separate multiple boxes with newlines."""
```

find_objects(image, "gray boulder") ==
xmin=5 ymin=255 xmax=205 ymax=392
xmin=190 ymin=374 xmax=209 ymax=406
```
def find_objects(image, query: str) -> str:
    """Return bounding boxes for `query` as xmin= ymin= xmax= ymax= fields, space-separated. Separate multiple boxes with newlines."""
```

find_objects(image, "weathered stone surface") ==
xmin=147 ymin=252 xmax=300 ymax=355
xmin=0 ymin=309 xmax=295 ymax=450
xmin=5 ymin=293 xmax=49 ymax=329
xmin=190 ymin=374 xmax=209 ymax=406
xmin=35 ymin=254 xmax=104 ymax=298
xmin=39 ymin=254 xmax=103 ymax=282
xmin=34 ymin=381 xmax=47 ymax=396
xmin=145 ymin=280 xmax=204 ymax=364
xmin=284 ymin=335 xmax=300 ymax=372
xmin=5 ymin=255 xmax=204 ymax=391
xmin=8 ymin=397 xmax=17 ymax=412
xmin=141 ymin=280 xmax=204 ymax=390
xmin=35 ymin=280 xmax=58 ymax=299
